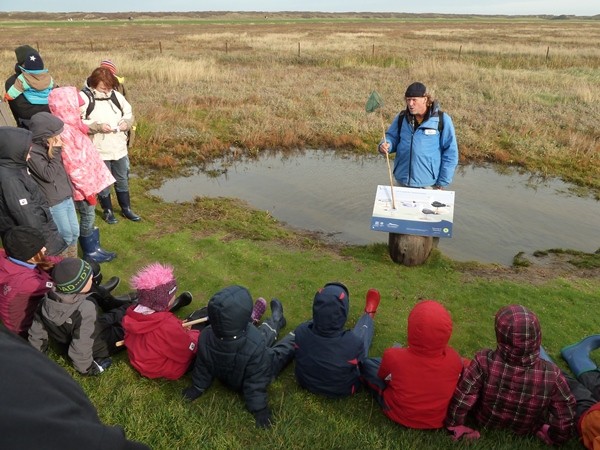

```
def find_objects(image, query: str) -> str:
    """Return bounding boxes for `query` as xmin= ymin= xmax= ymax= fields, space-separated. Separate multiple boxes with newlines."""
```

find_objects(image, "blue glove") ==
xmin=182 ymin=386 xmax=203 ymax=402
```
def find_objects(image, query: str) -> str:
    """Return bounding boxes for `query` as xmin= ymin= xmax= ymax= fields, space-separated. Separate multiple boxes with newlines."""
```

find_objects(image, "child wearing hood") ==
xmin=0 ymin=126 xmax=67 ymax=256
xmin=293 ymin=282 xmax=381 ymax=397
xmin=361 ymin=299 xmax=466 ymax=430
xmin=27 ymin=112 xmax=79 ymax=257
xmin=182 ymin=285 xmax=294 ymax=429
xmin=445 ymin=304 xmax=575 ymax=444
xmin=48 ymin=86 xmax=116 ymax=263
xmin=122 ymin=262 xmax=199 ymax=380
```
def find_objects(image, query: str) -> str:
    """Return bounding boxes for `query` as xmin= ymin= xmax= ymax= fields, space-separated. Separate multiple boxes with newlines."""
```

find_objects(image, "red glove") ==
xmin=447 ymin=425 xmax=481 ymax=441
xmin=536 ymin=424 xmax=553 ymax=445
xmin=85 ymin=195 xmax=97 ymax=206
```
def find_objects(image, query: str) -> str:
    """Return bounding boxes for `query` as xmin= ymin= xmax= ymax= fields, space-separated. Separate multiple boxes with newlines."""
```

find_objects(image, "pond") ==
xmin=150 ymin=150 xmax=599 ymax=266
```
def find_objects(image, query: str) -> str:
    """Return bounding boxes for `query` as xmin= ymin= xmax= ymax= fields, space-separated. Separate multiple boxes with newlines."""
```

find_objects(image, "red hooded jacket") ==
xmin=377 ymin=300 xmax=464 ymax=428
xmin=122 ymin=307 xmax=199 ymax=380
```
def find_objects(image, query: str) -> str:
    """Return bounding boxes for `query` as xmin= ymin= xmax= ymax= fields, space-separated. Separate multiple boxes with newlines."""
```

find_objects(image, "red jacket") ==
xmin=378 ymin=300 xmax=464 ymax=429
xmin=0 ymin=250 xmax=55 ymax=337
xmin=122 ymin=307 xmax=199 ymax=380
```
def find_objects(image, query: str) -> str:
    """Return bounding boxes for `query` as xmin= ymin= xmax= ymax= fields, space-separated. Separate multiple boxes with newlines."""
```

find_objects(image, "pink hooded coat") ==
xmin=47 ymin=86 xmax=114 ymax=201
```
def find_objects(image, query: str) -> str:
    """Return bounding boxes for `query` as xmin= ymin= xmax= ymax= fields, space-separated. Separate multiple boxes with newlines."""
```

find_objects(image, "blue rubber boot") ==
xmin=79 ymin=228 xmax=116 ymax=263
xmin=561 ymin=335 xmax=600 ymax=376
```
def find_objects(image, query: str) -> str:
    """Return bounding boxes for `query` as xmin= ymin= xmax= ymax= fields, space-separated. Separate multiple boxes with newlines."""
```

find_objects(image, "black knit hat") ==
xmin=52 ymin=258 xmax=93 ymax=294
xmin=14 ymin=45 xmax=37 ymax=65
xmin=405 ymin=82 xmax=427 ymax=97
xmin=2 ymin=226 xmax=46 ymax=262
xmin=22 ymin=50 xmax=44 ymax=71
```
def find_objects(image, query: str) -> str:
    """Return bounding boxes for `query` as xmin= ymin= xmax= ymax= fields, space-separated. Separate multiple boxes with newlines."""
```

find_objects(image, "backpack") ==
xmin=81 ymin=86 xmax=135 ymax=147
xmin=81 ymin=86 xmax=123 ymax=120
xmin=396 ymin=109 xmax=444 ymax=143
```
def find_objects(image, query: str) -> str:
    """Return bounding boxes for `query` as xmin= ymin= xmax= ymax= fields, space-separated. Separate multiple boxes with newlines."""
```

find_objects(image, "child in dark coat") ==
xmin=28 ymin=257 xmax=127 ymax=375
xmin=293 ymin=282 xmax=380 ymax=397
xmin=182 ymin=285 xmax=294 ymax=428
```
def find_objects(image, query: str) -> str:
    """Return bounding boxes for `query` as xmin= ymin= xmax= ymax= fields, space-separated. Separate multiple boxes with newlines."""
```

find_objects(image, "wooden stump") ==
xmin=388 ymin=233 xmax=434 ymax=266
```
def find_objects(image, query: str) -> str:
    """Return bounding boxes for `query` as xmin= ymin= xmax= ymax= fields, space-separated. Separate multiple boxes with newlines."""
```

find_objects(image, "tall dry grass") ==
xmin=1 ymin=16 xmax=599 ymax=192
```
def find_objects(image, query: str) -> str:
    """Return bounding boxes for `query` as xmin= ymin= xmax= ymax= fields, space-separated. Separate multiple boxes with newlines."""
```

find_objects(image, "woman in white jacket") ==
xmin=81 ymin=66 xmax=140 ymax=224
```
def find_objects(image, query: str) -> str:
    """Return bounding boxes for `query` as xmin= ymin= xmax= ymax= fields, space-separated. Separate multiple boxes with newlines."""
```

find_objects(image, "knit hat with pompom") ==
xmin=130 ymin=263 xmax=177 ymax=312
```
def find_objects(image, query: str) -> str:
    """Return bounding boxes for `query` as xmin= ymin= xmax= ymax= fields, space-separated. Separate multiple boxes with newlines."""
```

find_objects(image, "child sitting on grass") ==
xmin=122 ymin=262 xmax=200 ymax=380
xmin=361 ymin=299 xmax=466 ymax=430
xmin=28 ymin=257 xmax=127 ymax=375
xmin=293 ymin=282 xmax=380 ymax=397
xmin=445 ymin=304 xmax=575 ymax=444
xmin=182 ymin=285 xmax=294 ymax=429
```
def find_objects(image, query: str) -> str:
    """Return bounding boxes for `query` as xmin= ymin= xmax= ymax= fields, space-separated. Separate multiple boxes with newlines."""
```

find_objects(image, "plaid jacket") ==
xmin=446 ymin=305 xmax=576 ymax=444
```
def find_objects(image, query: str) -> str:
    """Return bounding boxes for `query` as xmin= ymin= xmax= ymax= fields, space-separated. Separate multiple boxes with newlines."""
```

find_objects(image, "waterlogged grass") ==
xmin=37 ymin=177 xmax=598 ymax=449
xmin=0 ymin=15 xmax=599 ymax=194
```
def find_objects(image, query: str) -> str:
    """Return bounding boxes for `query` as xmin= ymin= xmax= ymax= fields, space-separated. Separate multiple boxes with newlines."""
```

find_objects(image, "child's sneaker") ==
xmin=365 ymin=289 xmax=381 ymax=318
xmin=251 ymin=297 xmax=267 ymax=324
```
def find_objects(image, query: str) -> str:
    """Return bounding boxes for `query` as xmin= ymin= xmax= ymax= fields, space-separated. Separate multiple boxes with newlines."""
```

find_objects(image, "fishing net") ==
xmin=365 ymin=90 xmax=384 ymax=113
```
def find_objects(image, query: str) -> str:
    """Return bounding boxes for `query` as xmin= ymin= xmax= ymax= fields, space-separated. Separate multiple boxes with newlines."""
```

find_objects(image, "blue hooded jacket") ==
xmin=382 ymin=102 xmax=458 ymax=188
xmin=294 ymin=283 xmax=365 ymax=397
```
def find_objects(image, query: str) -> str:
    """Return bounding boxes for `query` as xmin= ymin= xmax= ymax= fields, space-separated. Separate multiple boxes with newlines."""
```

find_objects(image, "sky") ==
xmin=2 ymin=1 xmax=598 ymax=16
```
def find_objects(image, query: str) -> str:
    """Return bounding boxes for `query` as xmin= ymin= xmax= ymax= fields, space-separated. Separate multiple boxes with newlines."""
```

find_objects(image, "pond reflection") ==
xmin=150 ymin=150 xmax=599 ymax=265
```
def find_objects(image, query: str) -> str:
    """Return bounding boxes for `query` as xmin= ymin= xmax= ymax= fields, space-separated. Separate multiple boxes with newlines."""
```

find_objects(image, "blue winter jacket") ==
xmin=382 ymin=104 xmax=458 ymax=188
xmin=294 ymin=283 xmax=365 ymax=398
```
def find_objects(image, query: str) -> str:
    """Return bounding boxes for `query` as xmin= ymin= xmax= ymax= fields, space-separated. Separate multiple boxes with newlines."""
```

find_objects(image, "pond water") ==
xmin=150 ymin=150 xmax=599 ymax=265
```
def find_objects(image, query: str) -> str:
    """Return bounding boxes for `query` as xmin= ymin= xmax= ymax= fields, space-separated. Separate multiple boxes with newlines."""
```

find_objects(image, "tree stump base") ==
xmin=388 ymin=233 xmax=435 ymax=266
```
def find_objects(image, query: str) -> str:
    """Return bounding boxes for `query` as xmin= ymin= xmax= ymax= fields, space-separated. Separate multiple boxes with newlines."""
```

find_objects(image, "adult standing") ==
xmin=4 ymin=45 xmax=51 ymax=129
xmin=378 ymin=82 xmax=458 ymax=189
xmin=27 ymin=112 xmax=79 ymax=257
xmin=48 ymin=86 xmax=116 ymax=263
xmin=82 ymin=66 xmax=140 ymax=223
xmin=0 ymin=126 xmax=67 ymax=256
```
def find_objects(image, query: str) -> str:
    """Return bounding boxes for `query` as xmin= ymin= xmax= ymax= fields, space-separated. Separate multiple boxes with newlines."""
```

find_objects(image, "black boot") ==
xmin=169 ymin=292 xmax=193 ymax=313
xmin=270 ymin=298 xmax=286 ymax=329
xmin=99 ymin=194 xmax=118 ymax=225
xmin=116 ymin=191 xmax=141 ymax=222
xmin=79 ymin=228 xmax=116 ymax=264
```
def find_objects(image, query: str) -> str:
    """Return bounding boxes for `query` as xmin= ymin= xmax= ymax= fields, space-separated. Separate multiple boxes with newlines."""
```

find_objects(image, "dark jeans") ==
xmin=258 ymin=319 xmax=296 ymax=378
xmin=99 ymin=155 xmax=130 ymax=196
xmin=566 ymin=370 xmax=600 ymax=420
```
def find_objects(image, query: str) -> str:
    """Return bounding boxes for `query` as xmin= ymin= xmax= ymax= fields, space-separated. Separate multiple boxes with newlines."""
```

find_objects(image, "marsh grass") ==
xmin=27 ymin=177 xmax=597 ymax=450
xmin=1 ymin=14 xmax=599 ymax=193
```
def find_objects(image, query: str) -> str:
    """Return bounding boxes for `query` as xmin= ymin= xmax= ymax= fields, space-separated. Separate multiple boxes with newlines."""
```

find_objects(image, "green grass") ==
xmin=42 ymin=176 xmax=600 ymax=449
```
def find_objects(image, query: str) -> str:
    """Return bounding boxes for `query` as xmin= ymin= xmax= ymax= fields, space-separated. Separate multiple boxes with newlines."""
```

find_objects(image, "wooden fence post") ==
xmin=90 ymin=42 xmax=93 ymax=52
xmin=298 ymin=42 xmax=300 ymax=57
xmin=226 ymin=42 xmax=228 ymax=54
xmin=458 ymin=45 xmax=462 ymax=58
xmin=546 ymin=46 xmax=550 ymax=62
xmin=159 ymin=41 xmax=162 ymax=54
xmin=372 ymin=44 xmax=375 ymax=57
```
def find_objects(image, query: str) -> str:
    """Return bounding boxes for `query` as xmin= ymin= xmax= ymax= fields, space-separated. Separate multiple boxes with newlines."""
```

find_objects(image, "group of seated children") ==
xmin=5 ymin=236 xmax=599 ymax=447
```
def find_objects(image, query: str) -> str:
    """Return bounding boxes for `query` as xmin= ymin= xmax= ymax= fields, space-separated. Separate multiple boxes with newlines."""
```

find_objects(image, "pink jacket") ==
xmin=48 ymin=86 xmax=115 ymax=201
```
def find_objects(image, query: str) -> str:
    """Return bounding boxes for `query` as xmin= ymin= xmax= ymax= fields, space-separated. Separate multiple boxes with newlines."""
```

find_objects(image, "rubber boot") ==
xmin=169 ymin=292 xmax=193 ymax=313
xmin=99 ymin=194 xmax=118 ymax=225
xmin=270 ymin=298 xmax=286 ymax=329
xmin=365 ymin=288 xmax=381 ymax=318
xmin=116 ymin=191 xmax=141 ymax=222
xmin=561 ymin=335 xmax=600 ymax=376
xmin=79 ymin=228 xmax=116 ymax=263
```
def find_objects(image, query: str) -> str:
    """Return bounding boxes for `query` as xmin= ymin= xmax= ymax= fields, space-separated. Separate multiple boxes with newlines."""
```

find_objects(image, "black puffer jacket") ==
xmin=0 ymin=126 xmax=66 ymax=255
xmin=27 ymin=112 xmax=74 ymax=207
xmin=189 ymin=285 xmax=276 ymax=413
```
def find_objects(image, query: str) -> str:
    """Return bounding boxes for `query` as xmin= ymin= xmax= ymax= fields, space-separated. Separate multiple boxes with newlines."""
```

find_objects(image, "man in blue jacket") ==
xmin=378 ymin=82 xmax=458 ymax=189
